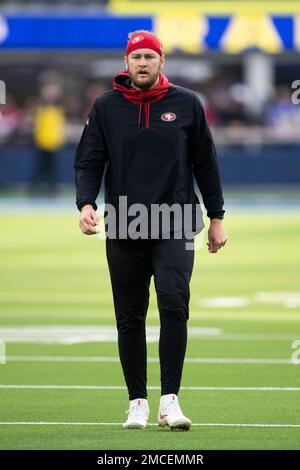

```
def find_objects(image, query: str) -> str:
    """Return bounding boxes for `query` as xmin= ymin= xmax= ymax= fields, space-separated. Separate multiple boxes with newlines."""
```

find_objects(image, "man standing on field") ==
xmin=74 ymin=30 xmax=228 ymax=431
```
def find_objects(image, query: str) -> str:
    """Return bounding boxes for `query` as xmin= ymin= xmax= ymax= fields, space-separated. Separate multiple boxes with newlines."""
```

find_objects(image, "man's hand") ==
xmin=207 ymin=219 xmax=228 ymax=253
xmin=79 ymin=204 xmax=99 ymax=235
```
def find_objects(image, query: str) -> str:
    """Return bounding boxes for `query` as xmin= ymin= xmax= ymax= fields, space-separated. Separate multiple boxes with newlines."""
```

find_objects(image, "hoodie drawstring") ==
xmin=138 ymin=101 xmax=151 ymax=129
xmin=138 ymin=102 xmax=142 ymax=128
xmin=145 ymin=102 xmax=150 ymax=128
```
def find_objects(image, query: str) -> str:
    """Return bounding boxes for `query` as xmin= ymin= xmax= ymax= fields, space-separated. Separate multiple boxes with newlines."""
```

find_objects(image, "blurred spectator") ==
xmin=64 ymin=95 xmax=82 ymax=125
xmin=206 ymin=77 xmax=248 ymax=126
xmin=264 ymin=85 xmax=300 ymax=138
xmin=0 ymin=94 xmax=23 ymax=142
xmin=29 ymin=83 xmax=65 ymax=196
xmin=84 ymin=82 xmax=108 ymax=120
xmin=1 ymin=68 xmax=300 ymax=150
xmin=194 ymin=91 xmax=218 ymax=128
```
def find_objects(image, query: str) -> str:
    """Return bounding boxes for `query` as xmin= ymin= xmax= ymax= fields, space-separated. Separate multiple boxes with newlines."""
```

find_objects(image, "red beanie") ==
xmin=126 ymin=31 xmax=163 ymax=56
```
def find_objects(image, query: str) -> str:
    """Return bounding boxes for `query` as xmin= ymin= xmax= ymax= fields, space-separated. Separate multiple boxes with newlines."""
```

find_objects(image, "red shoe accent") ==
xmin=160 ymin=413 xmax=168 ymax=420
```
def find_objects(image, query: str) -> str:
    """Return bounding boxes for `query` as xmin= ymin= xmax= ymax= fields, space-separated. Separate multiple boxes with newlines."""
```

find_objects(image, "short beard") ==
xmin=130 ymin=72 xmax=160 ymax=90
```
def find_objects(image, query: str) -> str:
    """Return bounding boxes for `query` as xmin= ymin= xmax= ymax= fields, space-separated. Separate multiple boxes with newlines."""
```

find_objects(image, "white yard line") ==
xmin=255 ymin=292 xmax=300 ymax=309
xmin=200 ymin=335 xmax=300 ymax=341
xmin=197 ymin=292 xmax=300 ymax=309
xmin=0 ymin=421 xmax=299 ymax=428
xmin=0 ymin=385 xmax=299 ymax=391
xmin=0 ymin=326 xmax=222 ymax=344
xmin=190 ymin=312 xmax=300 ymax=322
xmin=0 ymin=325 xmax=299 ymax=343
xmin=5 ymin=356 xmax=294 ymax=364
xmin=1 ymin=311 xmax=300 ymax=323
xmin=199 ymin=297 xmax=250 ymax=308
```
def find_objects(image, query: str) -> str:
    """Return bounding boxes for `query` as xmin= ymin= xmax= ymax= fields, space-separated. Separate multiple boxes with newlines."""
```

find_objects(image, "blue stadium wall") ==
xmin=1 ymin=144 xmax=300 ymax=187
xmin=0 ymin=13 xmax=299 ymax=52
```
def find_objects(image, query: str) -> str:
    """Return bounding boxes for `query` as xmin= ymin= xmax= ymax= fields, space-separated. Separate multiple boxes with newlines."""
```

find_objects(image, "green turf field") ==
xmin=0 ymin=211 xmax=300 ymax=450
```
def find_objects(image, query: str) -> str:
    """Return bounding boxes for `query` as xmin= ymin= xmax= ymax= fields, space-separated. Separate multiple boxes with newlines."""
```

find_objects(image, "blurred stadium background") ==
xmin=0 ymin=0 xmax=300 ymax=451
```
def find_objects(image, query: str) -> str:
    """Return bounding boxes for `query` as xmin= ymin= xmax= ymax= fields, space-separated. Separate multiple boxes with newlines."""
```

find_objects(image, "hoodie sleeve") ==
xmin=189 ymin=94 xmax=225 ymax=220
xmin=74 ymin=102 xmax=108 ymax=212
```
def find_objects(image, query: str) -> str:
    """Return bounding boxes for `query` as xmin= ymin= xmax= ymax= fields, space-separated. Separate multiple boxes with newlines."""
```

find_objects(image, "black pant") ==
xmin=105 ymin=237 xmax=194 ymax=400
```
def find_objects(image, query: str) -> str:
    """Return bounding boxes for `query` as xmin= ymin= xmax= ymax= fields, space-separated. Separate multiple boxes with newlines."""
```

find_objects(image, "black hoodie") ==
xmin=74 ymin=75 xmax=225 ymax=238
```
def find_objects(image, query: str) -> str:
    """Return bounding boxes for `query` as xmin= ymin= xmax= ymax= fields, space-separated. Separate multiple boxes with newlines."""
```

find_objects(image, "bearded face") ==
xmin=125 ymin=49 xmax=165 ymax=90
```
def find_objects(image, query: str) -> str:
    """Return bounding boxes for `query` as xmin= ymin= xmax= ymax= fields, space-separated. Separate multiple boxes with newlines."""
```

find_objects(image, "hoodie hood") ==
xmin=113 ymin=70 xmax=173 ymax=128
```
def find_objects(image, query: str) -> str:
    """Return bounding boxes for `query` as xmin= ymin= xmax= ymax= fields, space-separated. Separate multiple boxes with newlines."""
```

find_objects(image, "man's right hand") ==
xmin=79 ymin=204 xmax=99 ymax=235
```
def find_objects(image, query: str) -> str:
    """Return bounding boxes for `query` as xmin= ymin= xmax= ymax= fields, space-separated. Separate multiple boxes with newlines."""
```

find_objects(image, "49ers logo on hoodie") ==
xmin=161 ymin=112 xmax=177 ymax=122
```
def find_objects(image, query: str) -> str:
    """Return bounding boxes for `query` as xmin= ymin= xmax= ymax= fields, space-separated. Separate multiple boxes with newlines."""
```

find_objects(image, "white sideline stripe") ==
xmin=6 ymin=356 xmax=293 ymax=365
xmin=0 ymin=421 xmax=300 ymax=428
xmin=1 ymin=385 xmax=300 ymax=391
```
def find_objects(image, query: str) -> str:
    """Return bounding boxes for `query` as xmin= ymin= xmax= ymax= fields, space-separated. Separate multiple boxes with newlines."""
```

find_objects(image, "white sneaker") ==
xmin=123 ymin=398 xmax=149 ymax=429
xmin=158 ymin=394 xmax=191 ymax=431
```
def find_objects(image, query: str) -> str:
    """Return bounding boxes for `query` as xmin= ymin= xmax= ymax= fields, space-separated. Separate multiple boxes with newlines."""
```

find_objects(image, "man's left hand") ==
xmin=207 ymin=219 xmax=228 ymax=253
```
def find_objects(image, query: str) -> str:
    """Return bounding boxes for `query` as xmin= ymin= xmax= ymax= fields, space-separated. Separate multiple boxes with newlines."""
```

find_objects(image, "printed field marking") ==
xmin=1 ymin=311 xmax=300 ymax=321
xmin=1 ymin=326 xmax=299 ymax=343
xmin=197 ymin=292 xmax=300 ymax=309
xmin=0 ymin=340 xmax=5 ymax=364
xmin=190 ymin=311 xmax=300 ymax=322
xmin=255 ymin=292 xmax=300 ymax=309
xmin=0 ymin=421 xmax=300 ymax=428
xmin=199 ymin=297 xmax=250 ymax=308
xmin=5 ymin=356 xmax=295 ymax=365
xmin=1 ymin=385 xmax=300 ymax=391
xmin=0 ymin=326 xmax=221 ymax=344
